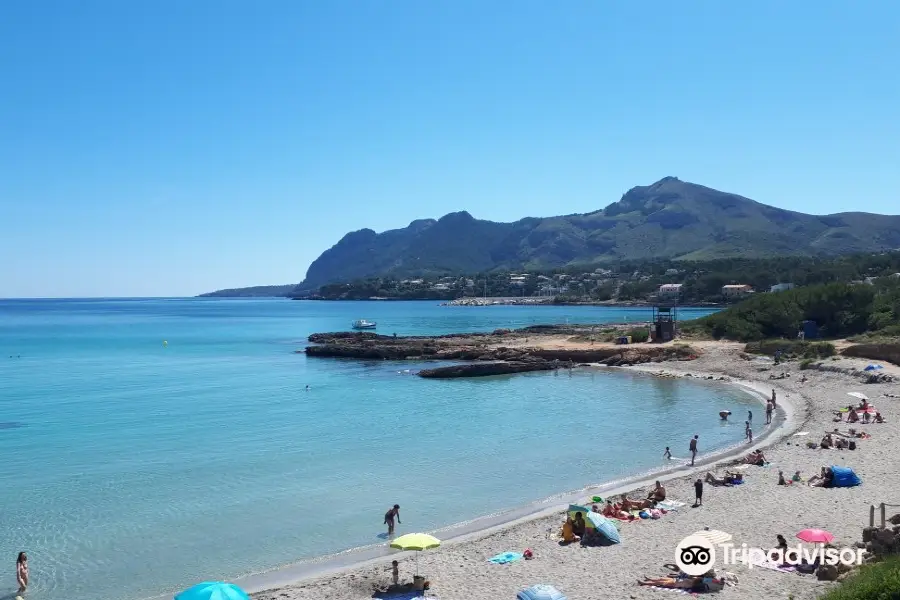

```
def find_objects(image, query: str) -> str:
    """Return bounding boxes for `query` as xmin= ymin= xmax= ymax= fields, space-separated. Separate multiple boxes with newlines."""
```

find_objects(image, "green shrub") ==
xmin=744 ymin=340 xmax=836 ymax=359
xmin=627 ymin=328 xmax=650 ymax=343
xmin=819 ymin=557 xmax=900 ymax=600
xmin=696 ymin=282 xmax=879 ymax=341
xmin=799 ymin=359 xmax=814 ymax=370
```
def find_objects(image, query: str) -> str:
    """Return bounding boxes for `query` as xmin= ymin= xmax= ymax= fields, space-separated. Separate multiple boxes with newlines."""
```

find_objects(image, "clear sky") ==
xmin=1 ymin=1 xmax=897 ymax=297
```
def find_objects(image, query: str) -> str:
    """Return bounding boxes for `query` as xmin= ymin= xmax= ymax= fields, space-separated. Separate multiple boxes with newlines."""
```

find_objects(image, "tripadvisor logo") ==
xmin=675 ymin=534 xmax=863 ymax=576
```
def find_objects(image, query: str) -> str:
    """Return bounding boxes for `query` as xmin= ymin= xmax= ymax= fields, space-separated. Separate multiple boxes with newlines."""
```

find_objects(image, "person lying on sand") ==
xmin=639 ymin=576 xmax=695 ymax=588
xmin=705 ymin=472 xmax=732 ymax=486
xmin=620 ymin=495 xmax=656 ymax=511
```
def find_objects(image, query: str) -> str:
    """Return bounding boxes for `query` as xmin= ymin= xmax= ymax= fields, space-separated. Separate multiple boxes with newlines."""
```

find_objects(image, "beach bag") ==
xmin=639 ymin=510 xmax=650 ymax=519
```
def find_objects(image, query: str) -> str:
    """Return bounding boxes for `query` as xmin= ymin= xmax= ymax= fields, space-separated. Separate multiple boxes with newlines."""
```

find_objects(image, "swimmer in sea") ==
xmin=663 ymin=446 xmax=671 ymax=459
xmin=719 ymin=410 xmax=731 ymax=421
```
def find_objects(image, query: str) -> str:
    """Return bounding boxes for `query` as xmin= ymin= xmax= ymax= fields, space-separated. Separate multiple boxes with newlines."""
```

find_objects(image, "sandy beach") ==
xmin=249 ymin=341 xmax=900 ymax=600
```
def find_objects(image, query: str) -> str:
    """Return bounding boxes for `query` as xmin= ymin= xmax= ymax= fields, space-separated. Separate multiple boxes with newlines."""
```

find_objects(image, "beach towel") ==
xmin=657 ymin=500 xmax=686 ymax=511
xmin=744 ymin=555 xmax=798 ymax=574
xmin=793 ymin=431 xmax=810 ymax=436
xmin=488 ymin=551 xmax=523 ymax=564
xmin=644 ymin=585 xmax=696 ymax=595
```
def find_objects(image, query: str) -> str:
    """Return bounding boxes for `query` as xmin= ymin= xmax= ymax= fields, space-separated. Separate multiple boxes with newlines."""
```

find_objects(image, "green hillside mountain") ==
xmin=293 ymin=177 xmax=900 ymax=293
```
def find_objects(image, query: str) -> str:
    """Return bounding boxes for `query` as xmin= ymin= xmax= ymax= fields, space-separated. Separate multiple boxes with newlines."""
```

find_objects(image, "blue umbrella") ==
xmin=517 ymin=584 xmax=567 ymax=600
xmin=175 ymin=582 xmax=250 ymax=600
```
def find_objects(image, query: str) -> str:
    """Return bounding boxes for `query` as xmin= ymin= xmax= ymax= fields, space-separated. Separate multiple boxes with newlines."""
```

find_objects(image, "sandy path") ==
xmin=250 ymin=344 xmax=899 ymax=600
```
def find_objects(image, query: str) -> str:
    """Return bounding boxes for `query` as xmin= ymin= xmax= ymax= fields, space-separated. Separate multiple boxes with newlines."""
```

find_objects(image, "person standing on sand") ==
xmin=694 ymin=479 xmax=703 ymax=507
xmin=663 ymin=446 xmax=671 ymax=460
xmin=384 ymin=504 xmax=401 ymax=535
xmin=16 ymin=551 xmax=28 ymax=595
xmin=746 ymin=425 xmax=753 ymax=443
xmin=689 ymin=435 xmax=699 ymax=466
xmin=771 ymin=389 xmax=777 ymax=407
xmin=391 ymin=560 xmax=399 ymax=586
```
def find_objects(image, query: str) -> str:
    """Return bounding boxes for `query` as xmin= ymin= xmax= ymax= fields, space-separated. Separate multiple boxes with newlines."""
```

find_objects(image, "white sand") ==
xmin=249 ymin=346 xmax=900 ymax=600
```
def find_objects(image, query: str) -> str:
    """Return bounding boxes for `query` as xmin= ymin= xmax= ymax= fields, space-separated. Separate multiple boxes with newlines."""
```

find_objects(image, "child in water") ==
xmin=663 ymin=446 xmax=672 ymax=459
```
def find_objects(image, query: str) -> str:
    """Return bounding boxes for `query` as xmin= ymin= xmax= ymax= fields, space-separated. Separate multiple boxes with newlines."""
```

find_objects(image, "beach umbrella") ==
xmin=174 ymin=582 xmax=249 ymax=600
xmin=390 ymin=533 xmax=441 ymax=576
xmin=693 ymin=529 xmax=733 ymax=545
xmin=847 ymin=392 xmax=869 ymax=401
xmin=797 ymin=528 xmax=834 ymax=544
xmin=517 ymin=584 xmax=568 ymax=600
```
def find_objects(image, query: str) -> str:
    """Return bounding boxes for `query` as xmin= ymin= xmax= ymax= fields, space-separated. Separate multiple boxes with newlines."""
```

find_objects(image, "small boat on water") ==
xmin=351 ymin=319 xmax=377 ymax=330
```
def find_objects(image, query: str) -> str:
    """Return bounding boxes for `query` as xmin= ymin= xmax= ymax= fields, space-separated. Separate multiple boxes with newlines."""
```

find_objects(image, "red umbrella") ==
xmin=797 ymin=529 xmax=834 ymax=543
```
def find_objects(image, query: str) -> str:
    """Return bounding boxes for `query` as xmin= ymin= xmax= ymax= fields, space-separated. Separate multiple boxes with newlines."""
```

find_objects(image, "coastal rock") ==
xmin=418 ymin=361 xmax=555 ymax=378
xmin=304 ymin=327 xmax=701 ymax=378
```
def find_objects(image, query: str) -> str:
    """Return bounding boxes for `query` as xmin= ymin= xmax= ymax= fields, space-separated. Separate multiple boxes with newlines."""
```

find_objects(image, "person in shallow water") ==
xmin=17 ymin=551 xmax=28 ymax=595
xmin=384 ymin=504 xmax=401 ymax=535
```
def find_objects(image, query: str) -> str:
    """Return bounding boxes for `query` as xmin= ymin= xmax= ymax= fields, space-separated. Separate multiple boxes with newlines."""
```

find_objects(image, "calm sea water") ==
xmin=0 ymin=299 xmax=755 ymax=600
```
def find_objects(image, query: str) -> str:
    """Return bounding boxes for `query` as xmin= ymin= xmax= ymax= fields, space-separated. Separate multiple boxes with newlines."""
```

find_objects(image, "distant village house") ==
xmin=658 ymin=283 xmax=683 ymax=300
xmin=722 ymin=284 xmax=753 ymax=299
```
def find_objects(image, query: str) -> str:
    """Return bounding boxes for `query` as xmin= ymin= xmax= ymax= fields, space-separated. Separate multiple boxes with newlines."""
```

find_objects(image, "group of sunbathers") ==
xmin=833 ymin=399 xmax=885 ymax=425
xmin=588 ymin=481 xmax=668 ymax=520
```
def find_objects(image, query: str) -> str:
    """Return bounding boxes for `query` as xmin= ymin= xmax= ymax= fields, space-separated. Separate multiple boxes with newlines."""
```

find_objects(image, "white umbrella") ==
xmin=848 ymin=392 xmax=869 ymax=401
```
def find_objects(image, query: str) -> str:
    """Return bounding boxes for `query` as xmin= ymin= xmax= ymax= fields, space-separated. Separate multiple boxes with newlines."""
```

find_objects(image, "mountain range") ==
xmin=201 ymin=177 xmax=900 ymax=297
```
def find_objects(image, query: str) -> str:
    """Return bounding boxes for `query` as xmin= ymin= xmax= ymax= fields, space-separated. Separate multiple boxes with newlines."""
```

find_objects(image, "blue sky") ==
xmin=1 ymin=1 xmax=898 ymax=297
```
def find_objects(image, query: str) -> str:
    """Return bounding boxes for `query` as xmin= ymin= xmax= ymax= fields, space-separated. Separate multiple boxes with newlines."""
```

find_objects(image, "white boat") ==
xmin=351 ymin=319 xmax=377 ymax=330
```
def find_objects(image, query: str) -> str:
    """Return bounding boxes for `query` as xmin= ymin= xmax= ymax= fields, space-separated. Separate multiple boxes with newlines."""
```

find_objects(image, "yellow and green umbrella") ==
xmin=390 ymin=533 xmax=441 ymax=575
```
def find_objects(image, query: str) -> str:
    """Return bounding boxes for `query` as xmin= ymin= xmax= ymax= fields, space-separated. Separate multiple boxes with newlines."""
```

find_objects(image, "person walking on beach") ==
xmin=689 ymin=435 xmax=699 ymax=466
xmin=766 ymin=401 xmax=773 ymax=424
xmin=663 ymin=446 xmax=671 ymax=460
xmin=384 ymin=504 xmax=401 ymax=536
xmin=693 ymin=478 xmax=703 ymax=507
xmin=746 ymin=424 xmax=753 ymax=443
xmin=16 ymin=551 xmax=28 ymax=595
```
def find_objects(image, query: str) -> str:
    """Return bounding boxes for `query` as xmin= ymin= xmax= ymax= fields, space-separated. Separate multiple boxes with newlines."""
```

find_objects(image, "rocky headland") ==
xmin=302 ymin=325 xmax=699 ymax=378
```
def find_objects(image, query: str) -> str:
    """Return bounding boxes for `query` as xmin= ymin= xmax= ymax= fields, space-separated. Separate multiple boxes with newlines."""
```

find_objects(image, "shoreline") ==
xmin=148 ymin=369 xmax=796 ymax=599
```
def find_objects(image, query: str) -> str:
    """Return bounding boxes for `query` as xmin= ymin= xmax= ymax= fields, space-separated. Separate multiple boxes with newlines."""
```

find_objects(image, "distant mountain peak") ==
xmin=292 ymin=179 xmax=900 ymax=293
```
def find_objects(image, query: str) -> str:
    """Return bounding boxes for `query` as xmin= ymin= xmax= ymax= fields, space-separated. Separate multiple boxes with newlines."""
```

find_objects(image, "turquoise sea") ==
xmin=0 ymin=299 xmax=758 ymax=600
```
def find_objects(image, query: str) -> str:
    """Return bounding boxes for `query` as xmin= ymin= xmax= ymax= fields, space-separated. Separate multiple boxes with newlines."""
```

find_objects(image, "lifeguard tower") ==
xmin=652 ymin=305 xmax=678 ymax=343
